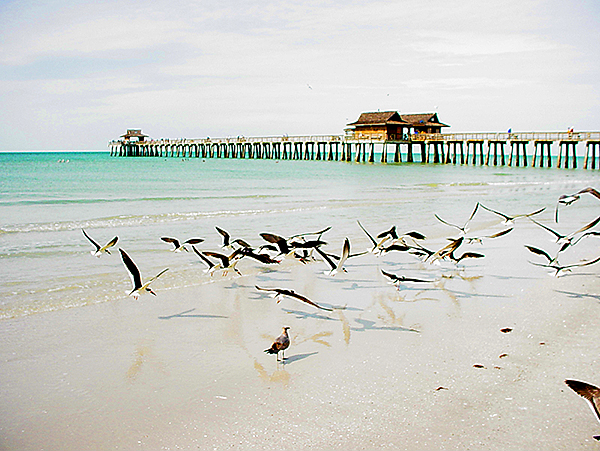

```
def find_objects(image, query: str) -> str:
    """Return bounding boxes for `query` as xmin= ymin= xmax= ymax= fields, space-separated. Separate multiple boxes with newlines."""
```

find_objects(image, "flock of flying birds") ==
xmin=83 ymin=186 xmax=600 ymax=434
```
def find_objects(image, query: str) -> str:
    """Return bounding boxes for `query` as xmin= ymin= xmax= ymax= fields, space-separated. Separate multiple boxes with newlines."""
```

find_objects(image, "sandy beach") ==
xmin=3 ymin=208 xmax=600 ymax=450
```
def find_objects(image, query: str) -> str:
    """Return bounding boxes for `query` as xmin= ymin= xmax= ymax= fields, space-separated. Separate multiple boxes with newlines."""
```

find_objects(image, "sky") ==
xmin=1 ymin=0 xmax=599 ymax=151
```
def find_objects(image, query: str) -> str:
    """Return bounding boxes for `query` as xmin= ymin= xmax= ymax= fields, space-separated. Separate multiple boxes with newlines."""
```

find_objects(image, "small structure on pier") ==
xmin=345 ymin=111 xmax=449 ymax=141
xmin=346 ymin=111 xmax=411 ymax=141
xmin=400 ymin=113 xmax=449 ymax=134
xmin=120 ymin=129 xmax=148 ymax=142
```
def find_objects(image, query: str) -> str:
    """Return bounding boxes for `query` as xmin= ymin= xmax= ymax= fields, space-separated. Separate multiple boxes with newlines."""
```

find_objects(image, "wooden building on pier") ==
xmin=345 ymin=111 xmax=410 ymax=141
xmin=121 ymin=129 xmax=148 ymax=142
xmin=345 ymin=111 xmax=449 ymax=141
xmin=400 ymin=113 xmax=449 ymax=134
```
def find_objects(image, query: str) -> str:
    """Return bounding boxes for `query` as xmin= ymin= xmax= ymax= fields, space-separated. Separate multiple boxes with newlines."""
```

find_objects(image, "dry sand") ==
xmin=2 ymin=221 xmax=600 ymax=450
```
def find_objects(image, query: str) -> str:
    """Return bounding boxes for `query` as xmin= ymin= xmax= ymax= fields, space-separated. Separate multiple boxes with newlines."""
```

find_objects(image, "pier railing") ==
xmin=109 ymin=131 xmax=600 ymax=169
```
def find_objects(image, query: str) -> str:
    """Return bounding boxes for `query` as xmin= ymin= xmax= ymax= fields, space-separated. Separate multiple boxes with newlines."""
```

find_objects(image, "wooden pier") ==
xmin=109 ymin=130 xmax=600 ymax=169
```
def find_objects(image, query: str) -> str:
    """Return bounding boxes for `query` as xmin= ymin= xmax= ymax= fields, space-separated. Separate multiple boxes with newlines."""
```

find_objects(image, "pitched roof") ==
xmin=347 ymin=111 xmax=410 ymax=126
xmin=120 ymin=129 xmax=148 ymax=139
xmin=400 ymin=113 xmax=449 ymax=128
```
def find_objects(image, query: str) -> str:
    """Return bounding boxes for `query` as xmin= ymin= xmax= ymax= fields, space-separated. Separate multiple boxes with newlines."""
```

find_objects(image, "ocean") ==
xmin=1 ymin=151 xmax=599 ymax=320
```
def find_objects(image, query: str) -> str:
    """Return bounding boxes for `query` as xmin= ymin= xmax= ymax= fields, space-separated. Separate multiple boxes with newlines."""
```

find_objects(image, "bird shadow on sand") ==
xmin=158 ymin=308 xmax=228 ymax=320
xmin=555 ymin=289 xmax=600 ymax=302
xmin=281 ymin=352 xmax=318 ymax=365
xmin=352 ymin=318 xmax=420 ymax=333
xmin=282 ymin=308 xmax=338 ymax=321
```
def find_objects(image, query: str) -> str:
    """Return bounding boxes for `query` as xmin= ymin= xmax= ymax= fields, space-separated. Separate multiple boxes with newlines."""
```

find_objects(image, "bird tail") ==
xmin=264 ymin=347 xmax=278 ymax=354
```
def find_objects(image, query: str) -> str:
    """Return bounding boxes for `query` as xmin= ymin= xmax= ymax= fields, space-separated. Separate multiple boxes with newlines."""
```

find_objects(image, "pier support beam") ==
xmin=558 ymin=141 xmax=578 ymax=169
xmin=509 ymin=141 xmax=529 ymax=167
xmin=486 ymin=141 xmax=506 ymax=166
xmin=584 ymin=141 xmax=600 ymax=169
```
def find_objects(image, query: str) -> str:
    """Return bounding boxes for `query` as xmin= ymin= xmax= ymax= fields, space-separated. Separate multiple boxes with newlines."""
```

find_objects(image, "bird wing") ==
xmin=381 ymin=244 xmax=410 ymax=254
xmin=529 ymin=218 xmax=564 ymax=240
xmin=100 ymin=236 xmax=119 ymax=253
xmin=82 ymin=228 xmax=101 ymax=251
xmin=565 ymin=379 xmax=600 ymax=425
xmin=430 ymin=237 xmax=463 ymax=262
xmin=203 ymin=251 xmax=229 ymax=267
xmin=260 ymin=232 xmax=286 ymax=243
xmin=232 ymin=238 xmax=252 ymax=248
xmin=161 ymin=237 xmax=180 ymax=249
xmin=399 ymin=275 xmax=433 ymax=283
xmin=119 ymin=249 xmax=142 ymax=290
xmin=562 ymin=255 xmax=600 ymax=270
xmin=381 ymin=269 xmax=399 ymax=282
xmin=283 ymin=289 xmax=332 ymax=311
xmin=255 ymin=285 xmax=278 ymax=295
xmin=336 ymin=238 xmax=350 ymax=270
xmin=357 ymin=220 xmax=377 ymax=247
xmin=466 ymin=202 xmax=480 ymax=223
xmin=516 ymin=207 xmax=546 ymax=219
xmin=376 ymin=226 xmax=395 ymax=239
xmin=289 ymin=226 xmax=332 ymax=239
xmin=479 ymin=204 xmax=510 ymax=221
xmin=192 ymin=246 xmax=215 ymax=269
xmin=183 ymin=238 xmax=204 ymax=246
xmin=215 ymin=226 xmax=230 ymax=246
xmin=314 ymin=247 xmax=337 ymax=271
xmin=456 ymin=252 xmax=485 ymax=262
xmin=485 ymin=228 xmax=514 ymax=239
xmin=146 ymin=267 xmax=169 ymax=285
xmin=569 ymin=215 xmax=600 ymax=239
xmin=524 ymin=245 xmax=553 ymax=262
xmin=577 ymin=187 xmax=600 ymax=200
xmin=434 ymin=214 xmax=461 ymax=231
xmin=403 ymin=231 xmax=426 ymax=241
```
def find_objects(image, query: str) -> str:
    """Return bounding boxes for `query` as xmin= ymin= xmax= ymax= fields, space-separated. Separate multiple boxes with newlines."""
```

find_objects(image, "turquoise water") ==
xmin=1 ymin=151 xmax=599 ymax=319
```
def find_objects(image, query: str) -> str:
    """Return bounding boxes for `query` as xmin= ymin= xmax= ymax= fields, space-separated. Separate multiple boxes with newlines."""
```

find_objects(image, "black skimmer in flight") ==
xmin=255 ymin=286 xmax=333 ymax=311
xmin=565 ymin=379 xmax=600 ymax=440
xmin=192 ymin=246 xmax=217 ymax=274
xmin=315 ymin=237 xmax=350 ymax=276
xmin=380 ymin=269 xmax=434 ymax=290
xmin=119 ymin=248 xmax=168 ymax=299
xmin=524 ymin=244 xmax=561 ymax=266
xmin=427 ymin=237 xmax=464 ymax=264
xmin=479 ymin=204 xmax=545 ymax=225
xmin=529 ymin=215 xmax=600 ymax=252
xmin=465 ymin=227 xmax=513 ymax=244
xmin=357 ymin=221 xmax=389 ymax=254
xmin=202 ymin=250 xmax=243 ymax=276
xmin=215 ymin=226 xmax=252 ymax=249
xmin=161 ymin=236 xmax=204 ymax=252
xmin=82 ymin=228 xmax=118 ymax=257
xmin=554 ymin=187 xmax=600 ymax=222
xmin=260 ymin=232 xmax=291 ymax=256
xmin=446 ymin=249 xmax=485 ymax=264
xmin=264 ymin=327 xmax=290 ymax=361
xmin=529 ymin=254 xmax=600 ymax=277
xmin=434 ymin=202 xmax=479 ymax=235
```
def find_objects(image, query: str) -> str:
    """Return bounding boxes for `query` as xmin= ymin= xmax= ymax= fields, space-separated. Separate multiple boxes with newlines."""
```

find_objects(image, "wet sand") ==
xmin=2 ymin=218 xmax=600 ymax=450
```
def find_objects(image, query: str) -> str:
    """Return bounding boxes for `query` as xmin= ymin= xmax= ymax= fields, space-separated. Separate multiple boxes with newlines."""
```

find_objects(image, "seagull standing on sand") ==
xmin=264 ymin=327 xmax=290 ymax=361
xmin=82 ymin=228 xmax=118 ymax=257
xmin=565 ymin=379 xmax=600 ymax=440
xmin=119 ymin=249 xmax=169 ymax=299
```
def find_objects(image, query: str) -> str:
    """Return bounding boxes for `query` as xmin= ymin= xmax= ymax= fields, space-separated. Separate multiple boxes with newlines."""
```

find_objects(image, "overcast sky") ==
xmin=1 ymin=0 xmax=599 ymax=150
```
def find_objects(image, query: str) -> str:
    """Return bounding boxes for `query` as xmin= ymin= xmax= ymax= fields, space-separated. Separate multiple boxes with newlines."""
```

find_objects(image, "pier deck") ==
xmin=109 ymin=131 xmax=600 ymax=169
